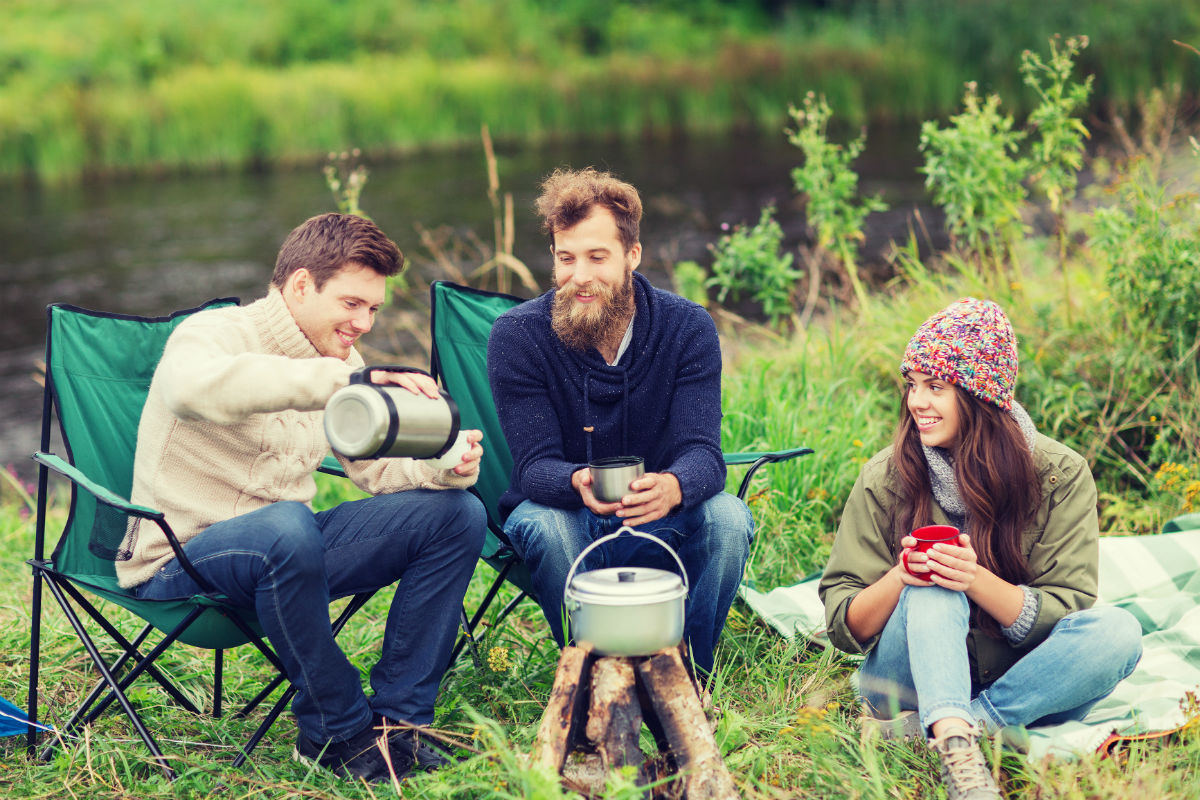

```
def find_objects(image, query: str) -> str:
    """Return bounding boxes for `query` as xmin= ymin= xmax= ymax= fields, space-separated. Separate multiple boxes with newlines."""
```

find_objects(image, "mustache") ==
xmin=554 ymin=280 xmax=616 ymax=305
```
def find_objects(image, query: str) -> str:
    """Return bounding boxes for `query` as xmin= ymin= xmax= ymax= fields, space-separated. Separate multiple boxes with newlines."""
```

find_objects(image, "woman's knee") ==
xmin=1083 ymin=605 xmax=1143 ymax=673
xmin=900 ymin=584 xmax=968 ymax=617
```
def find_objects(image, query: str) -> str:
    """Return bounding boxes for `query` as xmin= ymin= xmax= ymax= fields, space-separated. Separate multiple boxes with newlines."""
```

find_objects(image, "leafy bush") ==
xmin=919 ymin=83 xmax=1029 ymax=271
xmin=705 ymin=206 xmax=802 ymax=330
xmin=788 ymin=92 xmax=887 ymax=308
xmin=1021 ymin=35 xmax=1094 ymax=220
xmin=1090 ymin=155 xmax=1200 ymax=362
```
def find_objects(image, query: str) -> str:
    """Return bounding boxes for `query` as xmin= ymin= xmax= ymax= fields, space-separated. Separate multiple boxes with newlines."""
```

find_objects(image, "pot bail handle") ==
xmin=563 ymin=525 xmax=690 ymax=606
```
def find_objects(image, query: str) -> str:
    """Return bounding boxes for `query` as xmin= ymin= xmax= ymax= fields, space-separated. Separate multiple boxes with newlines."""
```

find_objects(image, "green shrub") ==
xmin=706 ymin=206 xmax=802 ymax=331
xmin=787 ymin=92 xmax=887 ymax=308
xmin=919 ymin=83 xmax=1029 ymax=272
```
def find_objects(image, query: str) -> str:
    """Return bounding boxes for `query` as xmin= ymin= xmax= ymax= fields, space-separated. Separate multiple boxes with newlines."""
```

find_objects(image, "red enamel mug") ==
xmin=902 ymin=525 xmax=960 ymax=577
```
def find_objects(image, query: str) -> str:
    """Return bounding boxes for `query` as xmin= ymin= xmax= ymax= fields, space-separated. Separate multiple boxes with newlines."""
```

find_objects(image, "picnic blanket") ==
xmin=740 ymin=522 xmax=1200 ymax=760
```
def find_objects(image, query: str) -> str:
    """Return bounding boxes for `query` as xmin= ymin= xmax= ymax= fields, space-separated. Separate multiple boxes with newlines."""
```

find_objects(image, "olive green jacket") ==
xmin=818 ymin=433 xmax=1099 ymax=686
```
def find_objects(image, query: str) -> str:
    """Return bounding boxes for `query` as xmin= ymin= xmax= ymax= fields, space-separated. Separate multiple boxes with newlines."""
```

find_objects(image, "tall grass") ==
xmin=3 ymin=0 xmax=1198 ymax=182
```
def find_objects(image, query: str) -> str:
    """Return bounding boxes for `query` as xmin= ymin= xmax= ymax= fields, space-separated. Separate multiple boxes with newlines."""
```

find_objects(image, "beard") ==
xmin=551 ymin=268 xmax=635 ymax=353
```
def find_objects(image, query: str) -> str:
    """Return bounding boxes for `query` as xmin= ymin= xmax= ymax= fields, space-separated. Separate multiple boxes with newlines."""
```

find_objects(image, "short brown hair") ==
xmin=271 ymin=213 xmax=403 ymax=290
xmin=534 ymin=168 xmax=642 ymax=252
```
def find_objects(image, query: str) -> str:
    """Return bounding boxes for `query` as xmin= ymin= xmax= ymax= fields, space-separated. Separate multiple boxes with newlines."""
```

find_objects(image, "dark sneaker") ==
xmin=294 ymin=722 xmax=407 ymax=784
xmin=929 ymin=723 xmax=1002 ymax=800
xmin=376 ymin=715 xmax=454 ymax=771
xmin=861 ymin=708 xmax=924 ymax=740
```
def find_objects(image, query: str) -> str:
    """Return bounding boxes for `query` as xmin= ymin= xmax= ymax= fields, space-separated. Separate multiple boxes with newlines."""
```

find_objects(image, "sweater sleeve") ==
xmin=487 ymin=314 xmax=587 ymax=510
xmin=156 ymin=310 xmax=352 ymax=425
xmin=661 ymin=308 xmax=726 ymax=510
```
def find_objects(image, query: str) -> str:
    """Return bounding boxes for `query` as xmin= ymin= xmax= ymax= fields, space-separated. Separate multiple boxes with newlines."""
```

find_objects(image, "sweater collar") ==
xmin=250 ymin=287 xmax=325 ymax=360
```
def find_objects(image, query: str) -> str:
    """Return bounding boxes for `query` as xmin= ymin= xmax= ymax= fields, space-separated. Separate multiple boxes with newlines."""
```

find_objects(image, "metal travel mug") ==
xmin=324 ymin=366 xmax=460 ymax=459
xmin=589 ymin=456 xmax=645 ymax=503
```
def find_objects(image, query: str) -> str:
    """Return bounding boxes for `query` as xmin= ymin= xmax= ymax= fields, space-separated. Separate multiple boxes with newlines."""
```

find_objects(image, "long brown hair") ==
xmin=892 ymin=385 xmax=1040 ymax=598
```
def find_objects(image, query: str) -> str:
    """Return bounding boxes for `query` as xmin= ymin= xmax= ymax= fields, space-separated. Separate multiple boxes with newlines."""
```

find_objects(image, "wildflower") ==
xmin=852 ymin=439 xmax=863 ymax=448
xmin=487 ymin=646 xmax=512 ymax=673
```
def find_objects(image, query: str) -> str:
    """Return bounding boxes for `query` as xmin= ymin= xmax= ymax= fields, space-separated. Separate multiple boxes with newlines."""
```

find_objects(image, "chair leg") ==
xmin=40 ymin=577 xmax=177 ymax=780
xmin=232 ymin=685 xmax=297 ymax=770
xmin=214 ymin=650 xmax=223 ymax=719
xmin=58 ymin=581 xmax=202 ymax=714
xmin=458 ymin=606 xmax=484 ymax=671
xmin=26 ymin=569 xmax=43 ymax=758
xmin=66 ymin=623 xmax=160 ymax=734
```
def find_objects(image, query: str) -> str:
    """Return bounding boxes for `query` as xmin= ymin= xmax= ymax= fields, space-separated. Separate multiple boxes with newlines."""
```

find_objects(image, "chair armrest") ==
xmin=34 ymin=451 xmax=221 ymax=595
xmin=723 ymin=446 xmax=815 ymax=501
xmin=34 ymin=452 xmax=161 ymax=519
xmin=318 ymin=454 xmax=347 ymax=478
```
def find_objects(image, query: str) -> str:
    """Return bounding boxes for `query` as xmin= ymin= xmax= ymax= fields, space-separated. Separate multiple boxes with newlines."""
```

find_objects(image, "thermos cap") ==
xmin=324 ymin=384 xmax=390 ymax=458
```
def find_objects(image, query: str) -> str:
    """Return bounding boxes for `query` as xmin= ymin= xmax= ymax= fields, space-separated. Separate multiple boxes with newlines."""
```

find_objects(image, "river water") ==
xmin=0 ymin=129 xmax=930 ymax=477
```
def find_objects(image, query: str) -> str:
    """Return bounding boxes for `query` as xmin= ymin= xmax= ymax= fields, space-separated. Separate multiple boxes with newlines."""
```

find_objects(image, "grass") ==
xmin=3 ymin=0 xmax=1198 ymax=182
xmin=3 ymin=241 xmax=1199 ymax=796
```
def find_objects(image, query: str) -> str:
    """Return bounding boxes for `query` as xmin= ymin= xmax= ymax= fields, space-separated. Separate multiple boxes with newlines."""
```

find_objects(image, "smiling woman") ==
xmin=819 ymin=297 xmax=1144 ymax=799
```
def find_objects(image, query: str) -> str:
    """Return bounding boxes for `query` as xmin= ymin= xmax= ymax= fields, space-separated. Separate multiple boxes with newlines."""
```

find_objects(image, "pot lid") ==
xmin=567 ymin=566 xmax=686 ymax=604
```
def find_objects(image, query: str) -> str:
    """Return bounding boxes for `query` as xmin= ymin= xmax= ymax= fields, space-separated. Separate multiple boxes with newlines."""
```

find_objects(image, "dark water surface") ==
xmin=0 ymin=130 xmax=928 ymax=475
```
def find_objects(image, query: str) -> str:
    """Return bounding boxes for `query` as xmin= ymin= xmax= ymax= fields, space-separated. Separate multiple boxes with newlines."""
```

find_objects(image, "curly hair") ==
xmin=534 ymin=167 xmax=642 ymax=252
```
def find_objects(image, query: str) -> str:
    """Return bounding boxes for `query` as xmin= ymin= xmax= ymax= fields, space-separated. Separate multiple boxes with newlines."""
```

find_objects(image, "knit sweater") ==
xmin=117 ymin=288 xmax=475 ymax=588
xmin=486 ymin=272 xmax=726 ymax=521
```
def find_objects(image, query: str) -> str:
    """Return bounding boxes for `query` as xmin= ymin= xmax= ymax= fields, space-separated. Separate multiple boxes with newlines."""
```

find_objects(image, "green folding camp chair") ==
xmin=27 ymin=300 xmax=374 ymax=780
xmin=428 ymin=280 xmax=814 ymax=660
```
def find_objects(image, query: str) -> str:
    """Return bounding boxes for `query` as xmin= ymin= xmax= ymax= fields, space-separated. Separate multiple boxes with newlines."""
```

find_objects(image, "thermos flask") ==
xmin=324 ymin=366 xmax=459 ymax=459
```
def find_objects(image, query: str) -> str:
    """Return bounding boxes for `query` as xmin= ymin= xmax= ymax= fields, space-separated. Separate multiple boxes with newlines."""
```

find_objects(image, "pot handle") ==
xmin=562 ymin=525 xmax=690 ymax=606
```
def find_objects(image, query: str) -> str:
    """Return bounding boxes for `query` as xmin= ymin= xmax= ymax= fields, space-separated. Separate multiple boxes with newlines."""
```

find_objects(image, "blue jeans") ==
xmin=858 ymin=585 xmax=1143 ymax=733
xmin=503 ymin=492 xmax=753 ymax=674
xmin=135 ymin=490 xmax=485 ymax=743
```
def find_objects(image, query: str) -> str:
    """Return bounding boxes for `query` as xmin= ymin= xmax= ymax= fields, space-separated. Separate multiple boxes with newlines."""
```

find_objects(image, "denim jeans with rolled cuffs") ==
xmin=135 ymin=489 xmax=485 ymax=744
xmin=504 ymin=491 xmax=753 ymax=674
xmin=858 ymin=585 xmax=1143 ymax=735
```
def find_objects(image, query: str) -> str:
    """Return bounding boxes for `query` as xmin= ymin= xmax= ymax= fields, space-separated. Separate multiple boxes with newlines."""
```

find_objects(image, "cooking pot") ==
xmin=324 ymin=365 xmax=460 ymax=459
xmin=564 ymin=526 xmax=689 ymax=657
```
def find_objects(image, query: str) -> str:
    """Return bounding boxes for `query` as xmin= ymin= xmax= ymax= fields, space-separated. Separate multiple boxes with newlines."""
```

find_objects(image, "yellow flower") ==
xmin=852 ymin=439 xmax=864 ymax=448
xmin=487 ymin=646 xmax=512 ymax=673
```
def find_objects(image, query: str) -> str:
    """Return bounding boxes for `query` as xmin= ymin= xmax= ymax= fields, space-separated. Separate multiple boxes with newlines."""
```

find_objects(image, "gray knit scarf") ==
xmin=924 ymin=401 xmax=1038 ymax=528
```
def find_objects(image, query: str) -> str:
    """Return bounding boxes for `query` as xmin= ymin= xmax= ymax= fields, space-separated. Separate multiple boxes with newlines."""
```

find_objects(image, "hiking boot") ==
xmin=294 ymin=722 xmax=406 ymax=784
xmin=929 ymin=723 xmax=1002 ymax=800
xmin=376 ymin=714 xmax=453 ymax=771
xmin=860 ymin=708 xmax=924 ymax=741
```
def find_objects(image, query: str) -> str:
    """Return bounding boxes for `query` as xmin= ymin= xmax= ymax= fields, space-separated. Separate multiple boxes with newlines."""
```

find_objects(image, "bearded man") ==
xmin=486 ymin=167 xmax=753 ymax=674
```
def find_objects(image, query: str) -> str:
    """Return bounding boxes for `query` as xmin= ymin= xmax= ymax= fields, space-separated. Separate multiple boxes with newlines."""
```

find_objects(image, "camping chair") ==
xmin=428 ymin=280 xmax=814 ymax=661
xmin=27 ymin=300 xmax=374 ymax=780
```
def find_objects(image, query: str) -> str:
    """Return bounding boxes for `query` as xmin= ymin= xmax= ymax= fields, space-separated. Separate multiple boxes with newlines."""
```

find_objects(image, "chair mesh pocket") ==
xmin=89 ymin=506 xmax=135 ymax=561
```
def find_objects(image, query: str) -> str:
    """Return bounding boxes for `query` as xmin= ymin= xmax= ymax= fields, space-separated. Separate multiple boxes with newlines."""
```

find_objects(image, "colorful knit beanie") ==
xmin=900 ymin=298 xmax=1018 ymax=411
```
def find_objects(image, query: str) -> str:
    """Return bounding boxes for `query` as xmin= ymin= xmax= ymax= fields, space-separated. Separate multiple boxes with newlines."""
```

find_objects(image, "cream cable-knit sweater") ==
xmin=117 ymin=288 xmax=475 ymax=588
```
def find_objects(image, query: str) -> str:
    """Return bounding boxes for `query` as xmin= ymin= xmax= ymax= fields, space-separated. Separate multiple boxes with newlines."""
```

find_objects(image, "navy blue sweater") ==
xmin=487 ymin=272 xmax=726 ymax=521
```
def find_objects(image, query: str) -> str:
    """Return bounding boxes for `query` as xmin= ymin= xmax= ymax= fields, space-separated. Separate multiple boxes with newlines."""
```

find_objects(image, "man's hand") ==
xmin=572 ymin=468 xmax=624 ymax=517
xmin=615 ymin=472 xmax=682 ymax=527
xmin=370 ymin=370 xmax=442 ymax=399
xmin=451 ymin=430 xmax=484 ymax=477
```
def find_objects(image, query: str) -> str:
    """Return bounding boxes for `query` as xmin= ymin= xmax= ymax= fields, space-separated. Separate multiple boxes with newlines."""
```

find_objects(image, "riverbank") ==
xmin=3 ymin=0 xmax=1197 ymax=183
